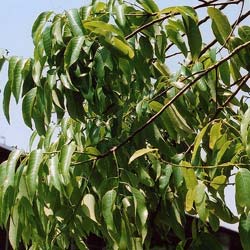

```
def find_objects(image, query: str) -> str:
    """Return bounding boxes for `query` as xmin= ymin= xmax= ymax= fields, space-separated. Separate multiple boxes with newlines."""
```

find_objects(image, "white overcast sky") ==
xmin=0 ymin=0 xmax=249 ymax=231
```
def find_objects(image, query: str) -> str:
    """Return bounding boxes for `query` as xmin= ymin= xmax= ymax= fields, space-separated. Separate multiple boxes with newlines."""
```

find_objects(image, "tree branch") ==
xmin=98 ymin=41 xmax=250 ymax=159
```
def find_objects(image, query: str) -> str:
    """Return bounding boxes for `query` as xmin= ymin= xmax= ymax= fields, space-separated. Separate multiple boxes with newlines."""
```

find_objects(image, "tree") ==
xmin=0 ymin=0 xmax=250 ymax=249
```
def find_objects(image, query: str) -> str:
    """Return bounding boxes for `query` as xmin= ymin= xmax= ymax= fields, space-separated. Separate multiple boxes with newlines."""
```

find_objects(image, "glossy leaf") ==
xmin=59 ymin=143 xmax=76 ymax=185
xmin=47 ymin=155 xmax=61 ymax=192
xmin=3 ymin=81 xmax=11 ymax=123
xmin=22 ymin=88 xmax=37 ymax=128
xmin=64 ymin=36 xmax=84 ymax=69
xmin=32 ymin=11 xmax=53 ymax=45
xmin=66 ymin=9 xmax=84 ymax=36
xmin=26 ymin=149 xmax=43 ymax=200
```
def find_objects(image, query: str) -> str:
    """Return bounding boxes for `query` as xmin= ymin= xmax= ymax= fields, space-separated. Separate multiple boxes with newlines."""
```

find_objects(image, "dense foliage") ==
xmin=1 ymin=0 xmax=250 ymax=249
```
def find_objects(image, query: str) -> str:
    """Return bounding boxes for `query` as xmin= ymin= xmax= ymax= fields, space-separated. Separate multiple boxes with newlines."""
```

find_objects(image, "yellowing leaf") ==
xmin=129 ymin=148 xmax=158 ymax=164
xmin=210 ymin=175 xmax=226 ymax=190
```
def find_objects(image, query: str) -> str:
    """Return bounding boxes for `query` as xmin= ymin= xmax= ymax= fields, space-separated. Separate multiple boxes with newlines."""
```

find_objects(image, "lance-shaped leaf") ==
xmin=32 ymin=11 xmax=53 ymax=45
xmin=191 ymin=124 xmax=209 ymax=164
xmin=208 ymin=7 xmax=232 ymax=45
xmin=239 ymin=213 xmax=250 ymax=250
xmin=209 ymin=122 xmax=222 ymax=150
xmin=129 ymin=148 xmax=158 ymax=164
xmin=47 ymin=155 xmax=61 ymax=192
xmin=167 ymin=104 xmax=193 ymax=135
xmin=43 ymin=25 xmax=52 ymax=58
xmin=181 ymin=163 xmax=198 ymax=190
xmin=182 ymin=14 xmax=202 ymax=60
xmin=166 ymin=26 xmax=188 ymax=56
xmin=3 ymin=150 xmax=23 ymax=193
xmin=219 ymin=61 xmax=230 ymax=85
xmin=102 ymin=189 xmax=117 ymax=232
xmin=52 ymin=16 xmax=65 ymax=46
xmin=236 ymin=168 xmax=250 ymax=209
xmin=107 ymin=36 xmax=134 ymax=59
xmin=195 ymin=183 xmax=208 ymax=222
xmin=64 ymin=36 xmax=84 ymax=69
xmin=22 ymin=88 xmax=37 ymax=129
xmin=136 ymin=0 xmax=159 ymax=13
xmin=26 ymin=149 xmax=43 ymax=200
xmin=3 ymin=81 xmax=11 ymax=123
xmin=84 ymin=20 xmax=123 ymax=37
xmin=130 ymin=187 xmax=148 ymax=242
xmin=9 ymin=204 xmax=21 ymax=250
xmin=59 ymin=143 xmax=76 ymax=185
xmin=66 ymin=9 xmax=84 ymax=36
xmin=12 ymin=58 xmax=27 ymax=103
xmin=241 ymin=105 xmax=250 ymax=147
xmin=239 ymin=26 xmax=250 ymax=42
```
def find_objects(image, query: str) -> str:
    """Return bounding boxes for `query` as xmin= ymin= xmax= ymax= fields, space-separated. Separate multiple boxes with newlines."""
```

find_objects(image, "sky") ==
xmin=0 ymin=0 xmax=249 ymax=231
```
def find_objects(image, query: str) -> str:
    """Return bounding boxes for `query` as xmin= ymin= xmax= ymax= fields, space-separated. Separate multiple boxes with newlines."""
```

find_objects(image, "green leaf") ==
xmin=43 ymin=25 xmax=52 ymax=58
xmin=9 ymin=204 xmax=21 ymax=250
xmin=167 ymin=105 xmax=193 ymax=135
xmin=208 ymin=7 xmax=232 ymax=45
xmin=102 ymin=189 xmax=117 ymax=232
xmin=162 ymin=6 xmax=198 ymax=22
xmin=47 ymin=155 xmax=61 ymax=192
xmin=59 ymin=143 xmax=76 ymax=185
xmin=191 ymin=124 xmax=209 ymax=164
xmin=219 ymin=61 xmax=230 ymax=85
xmin=130 ymin=187 xmax=148 ymax=242
xmin=3 ymin=150 xmax=23 ymax=191
xmin=182 ymin=14 xmax=202 ymax=60
xmin=159 ymin=165 xmax=172 ymax=193
xmin=209 ymin=122 xmax=222 ymax=150
xmin=195 ymin=183 xmax=208 ymax=222
xmin=84 ymin=20 xmax=123 ymax=37
xmin=166 ymin=25 xmax=188 ymax=56
xmin=114 ymin=4 xmax=126 ymax=28
xmin=239 ymin=26 xmax=250 ymax=42
xmin=241 ymin=105 xmax=250 ymax=146
xmin=3 ymin=81 xmax=11 ymax=123
xmin=60 ymin=73 xmax=78 ymax=91
xmin=236 ymin=168 xmax=250 ymax=209
xmin=32 ymin=11 xmax=53 ymax=45
xmin=128 ymin=148 xmax=158 ymax=164
xmin=64 ymin=36 xmax=84 ymax=69
xmin=239 ymin=212 xmax=250 ymax=250
xmin=107 ymin=36 xmax=135 ymax=59
xmin=66 ymin=9 xmax=84 ymax=36
xmin=22 ymin=88 xmax=37 ymax=129
xmin=215 ymin=140 xmax=231 ymax=165
xmin=82 ymin=194 xmax=98 ymax=223
xmin=136 ymin=0 xmax=159 ymax=13
xmin=26 ymin=149 xmax=43 ymax=200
